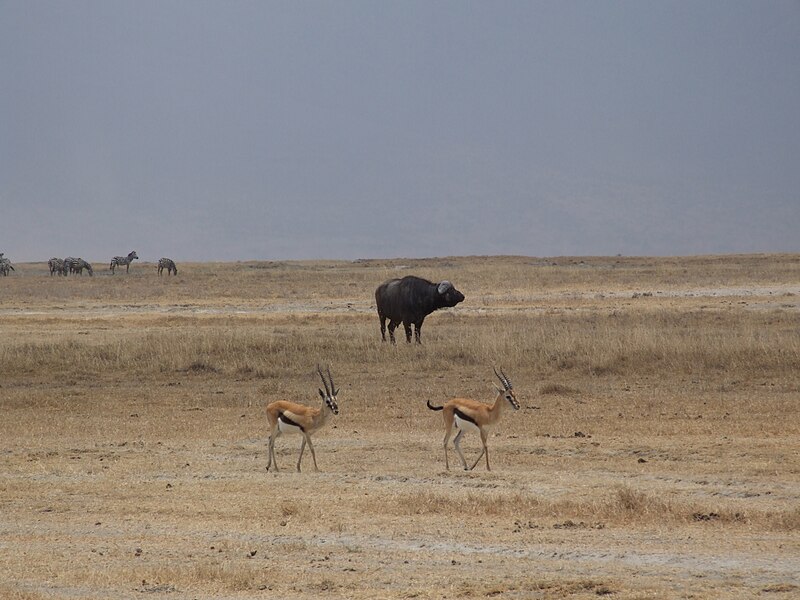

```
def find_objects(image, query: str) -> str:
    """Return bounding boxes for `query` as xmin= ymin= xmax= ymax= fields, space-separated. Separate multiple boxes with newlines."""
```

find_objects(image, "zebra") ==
xmin=73 ymin=258 xmax=93 ymax=276
xmin=63 ymin=257 xmax=79 ymax=275
xmin=110 ymin=251 xmax=138 ymax=274
xmin=63 ymin=257 xmax=91 ymax=276
xmin=0 ymin=254 xmax=15 ymax=276
xmin=49 ymin=257 xmax=67 ymax=276
xmin=157 ymin=257 xmax=178 ymax=276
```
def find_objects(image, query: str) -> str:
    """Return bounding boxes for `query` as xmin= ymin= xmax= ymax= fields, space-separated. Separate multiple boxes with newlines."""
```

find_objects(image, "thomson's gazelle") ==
xmin=266 ymin=365 xmax=339 ymax=472
xmin=427 ymin=368 xmax=519 ymax=471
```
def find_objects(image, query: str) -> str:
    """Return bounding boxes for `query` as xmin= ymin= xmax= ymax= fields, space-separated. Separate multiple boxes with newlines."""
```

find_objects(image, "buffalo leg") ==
xmin=379 ymin=315 xmax=387 ymax=341
xmin=403 ymin=321 xmax=413 ymax=343
xmin=387 ymin=320 xmax=400 ymax=344
xmin=413 ymin=319 xmax=424 ymax=344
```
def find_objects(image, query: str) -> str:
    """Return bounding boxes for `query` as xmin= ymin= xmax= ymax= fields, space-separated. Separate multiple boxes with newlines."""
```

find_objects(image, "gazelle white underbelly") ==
xmin=454 ymin=414 xmax=480 ymax=433
xmin=277 ymin=418 xmax=304 ymax=435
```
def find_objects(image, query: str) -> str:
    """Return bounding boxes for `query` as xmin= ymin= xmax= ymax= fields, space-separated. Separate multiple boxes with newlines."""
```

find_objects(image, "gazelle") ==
xmin=266 ymin=365 xmax=339 ymax=472
xmin=427 ymin=368 xmax=519 ymax=471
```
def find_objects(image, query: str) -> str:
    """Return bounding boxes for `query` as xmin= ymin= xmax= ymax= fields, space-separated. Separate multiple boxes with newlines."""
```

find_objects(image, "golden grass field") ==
xmin=1 ymin=254 xmax=799 ymax=599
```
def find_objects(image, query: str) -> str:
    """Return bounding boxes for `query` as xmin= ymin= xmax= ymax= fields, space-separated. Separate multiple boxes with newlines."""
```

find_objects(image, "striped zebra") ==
xmin=0 ymin=254 xmax=15 ymax=276
xmin=49 ymin=257 xmax=68 ymax=276
xmin=63 ymin=257 xmax=92 ymax=276
xmin=110 ymin=251 xmax=138 ymax=274
xmin=157 ymin=257 xmax=178 ymax=276
xmin=63 ymin=257 xmax=79 ymax=275
xmin=73 ymin=258 xmax=93 ymax=276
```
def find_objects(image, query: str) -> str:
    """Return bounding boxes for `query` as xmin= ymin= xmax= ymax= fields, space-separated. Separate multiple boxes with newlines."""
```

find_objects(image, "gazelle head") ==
xmin=494 ymin=367 xmax=520 ymax=410
xmin=317 ymin=364 xmax=340 ymax=415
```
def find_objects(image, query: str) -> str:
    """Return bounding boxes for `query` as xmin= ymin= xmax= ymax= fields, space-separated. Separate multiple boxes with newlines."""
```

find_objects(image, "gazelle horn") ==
xmin=317 ymin=364 xmax=331 ymax=396
xmin=326 ymin=365 xmax=338 ymax=396
xmin=494 ymin=367 xmax=512 ymax=390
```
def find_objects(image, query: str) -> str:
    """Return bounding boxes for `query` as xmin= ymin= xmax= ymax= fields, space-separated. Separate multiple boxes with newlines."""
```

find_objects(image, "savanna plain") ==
xmin=1 ymin=255 xmax=799 ymax=599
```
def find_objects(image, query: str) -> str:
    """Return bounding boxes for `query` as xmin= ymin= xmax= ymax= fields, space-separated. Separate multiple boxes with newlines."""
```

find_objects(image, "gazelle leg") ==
xmin=304 ymin=434 xmax=319 ymax=472
xmin=272 ymin=432 xmax=281 ymax=472
xmin=454 ymin=429 xmax=469 ymax=470
xmin=470 ymin=429 xmax=489 ymax=471
xmin=267 ymin=429 xmax=281 ymax=472
xmin=297 ymin=437 xmax=306 ymax=472
xmin=442 ymin=428 xmax=453 ymax=470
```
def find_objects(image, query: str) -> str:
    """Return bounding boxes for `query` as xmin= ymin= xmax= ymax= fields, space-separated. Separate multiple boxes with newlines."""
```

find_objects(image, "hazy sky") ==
xmin=2 ymin=1 xmax=798 ymax=262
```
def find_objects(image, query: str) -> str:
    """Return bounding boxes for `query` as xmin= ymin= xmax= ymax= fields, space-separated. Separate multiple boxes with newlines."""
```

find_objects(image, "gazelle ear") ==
xmin=334 ymin=388 xmax=340 ymax=397
xmin=318 ymin=388 xmax=326 ymax=399
xmin=494 ymin=385 xmax=504 ymax=394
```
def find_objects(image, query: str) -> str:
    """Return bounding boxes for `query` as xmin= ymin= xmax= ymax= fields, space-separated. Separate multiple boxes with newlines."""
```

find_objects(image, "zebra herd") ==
xmin=48 ymin=257 xmax=94 ymax=276
xmin=0 ymin=252 xmax=179 ymax=277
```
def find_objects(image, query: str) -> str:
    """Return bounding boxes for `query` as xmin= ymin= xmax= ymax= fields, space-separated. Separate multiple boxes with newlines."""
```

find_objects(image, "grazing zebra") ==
xmin=73 ymin=258 xmax=93 ymax=276
xmin=63 ymin=257 xmax=92 ymax=276
xmin=157 ymin=257 xmax=178 ymax=276
xmin=0 ymin=256 xmax=14 ymax=276
xmin=110 ymin=251 xmax=138 ymax=274
xmin=49 ymin=257 xmax=67 ymax=276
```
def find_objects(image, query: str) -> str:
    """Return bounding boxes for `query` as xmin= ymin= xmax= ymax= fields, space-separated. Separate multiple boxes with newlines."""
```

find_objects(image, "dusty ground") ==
xmin=1 ymin=255 xmax=799 ymax=599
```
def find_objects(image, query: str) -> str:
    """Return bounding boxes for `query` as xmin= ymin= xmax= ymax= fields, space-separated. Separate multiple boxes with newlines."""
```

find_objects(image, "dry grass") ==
xmin=1 ymin=254 xmax=799 ymax=599
xmin=3 ymin=308 xmax=797 ymax=392
xmin=379 ymin=484 xmax=800 ymax=532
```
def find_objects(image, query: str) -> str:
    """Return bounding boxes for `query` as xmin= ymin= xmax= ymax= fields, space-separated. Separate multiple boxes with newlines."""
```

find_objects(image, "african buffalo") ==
xmin=375 ymin=275 xmax=465 ymax=344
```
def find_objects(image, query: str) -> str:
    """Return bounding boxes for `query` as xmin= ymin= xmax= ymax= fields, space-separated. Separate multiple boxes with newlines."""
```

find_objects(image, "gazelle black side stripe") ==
xmin=278 ymin=412 xmax=305 ymax=432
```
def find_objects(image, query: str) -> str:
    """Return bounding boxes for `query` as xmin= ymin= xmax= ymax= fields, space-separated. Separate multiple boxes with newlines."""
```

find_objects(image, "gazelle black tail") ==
xmin=426 ymin=400 xmax=444 ymax=411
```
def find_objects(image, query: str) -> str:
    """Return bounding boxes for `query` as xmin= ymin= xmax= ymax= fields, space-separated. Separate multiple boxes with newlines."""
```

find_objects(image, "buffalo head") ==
xmin=436 ymin=281 xmax=465 ymax=308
